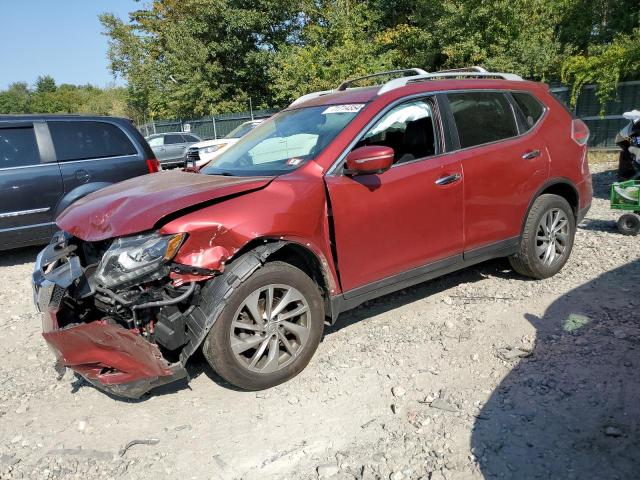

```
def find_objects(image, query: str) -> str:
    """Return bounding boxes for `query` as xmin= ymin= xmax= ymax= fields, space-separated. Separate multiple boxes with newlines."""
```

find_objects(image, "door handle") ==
xmin=75 ymin=169 xmax=91 ymax=183
xmin=522 ymin=149 xmax=541 ymax=160
xmin=435 ymin=173 xmax=462 ymax=186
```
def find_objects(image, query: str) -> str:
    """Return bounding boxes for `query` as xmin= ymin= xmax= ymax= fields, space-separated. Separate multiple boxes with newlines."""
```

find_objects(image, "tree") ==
xmin=35 ymin=75 xmax=57 ymax=94
xmin=101 ymin=0 xmax=302 ymax=118
xmin=0 ymin=82 xmax=30 ymax=113
xmin=562 ymin=28 xmax=640 ymax=110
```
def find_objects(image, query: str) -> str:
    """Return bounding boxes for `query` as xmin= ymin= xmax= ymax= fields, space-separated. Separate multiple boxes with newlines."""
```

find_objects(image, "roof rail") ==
xmin=378 ymin=68 xmax=523 ymax=95
xmin=289 ymin=67 xmax=523 ymax=107
xmin=289 ymin=89 xmax=335 ymax=107
xmin=337 ymin=68 xmax=428 ymax=91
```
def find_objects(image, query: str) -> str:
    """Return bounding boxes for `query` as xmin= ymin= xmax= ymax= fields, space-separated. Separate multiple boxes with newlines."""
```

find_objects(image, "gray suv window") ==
xmin=0 ymin=127 xmax=40 ymax=168
xmin=447 ymin=92 xmax=518 ymax=149
xmin=164 ymin=134 xmax=185 ymax=145
xmin=49 ymin=121 xmax=137 ymax=162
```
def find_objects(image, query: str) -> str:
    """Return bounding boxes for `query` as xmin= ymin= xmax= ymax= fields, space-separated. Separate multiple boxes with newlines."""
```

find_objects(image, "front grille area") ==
xmin=186 ymin=147 xmax=200 ymax=162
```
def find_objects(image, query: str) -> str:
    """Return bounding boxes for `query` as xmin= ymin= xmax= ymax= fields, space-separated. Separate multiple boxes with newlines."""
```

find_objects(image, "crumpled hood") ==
xmin=57 ymin=171 xmax=273 ymax=241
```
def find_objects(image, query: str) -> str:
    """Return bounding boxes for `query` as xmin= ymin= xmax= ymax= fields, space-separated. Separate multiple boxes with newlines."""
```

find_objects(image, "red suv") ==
xmin=32 ymin=67 xmax=592 ymax=398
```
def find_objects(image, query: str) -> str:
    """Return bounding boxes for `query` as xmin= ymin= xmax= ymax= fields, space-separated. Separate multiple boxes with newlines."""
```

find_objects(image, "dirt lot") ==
xmin=1 ymin=161 xmax=638 ymax=480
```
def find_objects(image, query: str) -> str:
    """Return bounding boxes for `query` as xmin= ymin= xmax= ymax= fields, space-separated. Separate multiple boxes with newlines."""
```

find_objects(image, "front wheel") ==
xmin=202 ymin=261 xmax=324 ymax=390
xmin=509 ymin=194 xmax=576 ymax=279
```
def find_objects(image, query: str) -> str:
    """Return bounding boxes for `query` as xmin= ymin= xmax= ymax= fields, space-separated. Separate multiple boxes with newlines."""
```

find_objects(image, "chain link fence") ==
xmin=550 ymin=80 xmax=640 ymax=150
xmin=138 ymin=109 xmax=277 ymax=140
xmin=137 ymin=81 xmax=640 ymax=150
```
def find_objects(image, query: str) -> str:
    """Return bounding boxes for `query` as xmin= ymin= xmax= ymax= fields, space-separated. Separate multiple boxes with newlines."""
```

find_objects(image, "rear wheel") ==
xmin=202 ymin=261 xmax=324 ymax=390
xmin=509 ymin=194 xmax=576 ymax=279
xmin=617 ymin=213 xmax=640 ymax=236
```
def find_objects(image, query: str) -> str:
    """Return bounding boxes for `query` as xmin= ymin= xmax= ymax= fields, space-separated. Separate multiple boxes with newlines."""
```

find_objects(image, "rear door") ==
xmin=444 ymin=91 xmax=549 ymax=253
xmin=0 ymin=121 xmax=63 ymax=248
xmin=48 ymin=120 xmax=144 ymax=194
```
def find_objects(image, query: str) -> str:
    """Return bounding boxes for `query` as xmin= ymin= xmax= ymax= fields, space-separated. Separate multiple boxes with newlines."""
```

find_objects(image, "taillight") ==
xmin=571 ymin=119 xmax=590 ymax=146
xmin=146 ymin=158 xmax=160 ymax=173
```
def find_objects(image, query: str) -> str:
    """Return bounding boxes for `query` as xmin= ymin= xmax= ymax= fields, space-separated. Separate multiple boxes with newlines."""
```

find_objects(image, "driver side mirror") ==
xmin=344 ymin=145 xmax=394 ymax=175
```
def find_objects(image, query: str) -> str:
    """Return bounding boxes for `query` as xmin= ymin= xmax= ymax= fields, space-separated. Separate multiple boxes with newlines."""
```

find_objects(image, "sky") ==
xmin=0 ymin=0 xmax=143 ymax=90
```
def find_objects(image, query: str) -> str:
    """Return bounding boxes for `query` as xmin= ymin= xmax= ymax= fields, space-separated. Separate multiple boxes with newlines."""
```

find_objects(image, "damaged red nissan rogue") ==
xmin=32 ymin=67 xmax=592 ymax=398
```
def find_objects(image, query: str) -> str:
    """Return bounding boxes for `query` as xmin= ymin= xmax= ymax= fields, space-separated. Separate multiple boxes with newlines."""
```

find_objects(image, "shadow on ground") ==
xmin=472 ymin=259 xmax=640 ymax=479
xmin=0 ymin=246 xmax=40 ymax=268
xmin=591 ymin=168 xmax=617 ymax=201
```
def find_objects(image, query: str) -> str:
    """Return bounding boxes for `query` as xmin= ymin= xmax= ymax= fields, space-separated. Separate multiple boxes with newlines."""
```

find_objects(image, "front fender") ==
xmin=54 ymin=182 xmax=112 ymax=219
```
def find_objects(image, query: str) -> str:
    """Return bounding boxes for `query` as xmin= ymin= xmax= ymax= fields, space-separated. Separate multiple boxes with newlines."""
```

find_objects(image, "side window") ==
xmin=355 ymin=99 xmax=437 ymax=164
xmin=183 ymin=135 xmax=199 ymax=142
xmin=147 ymin=136 xmax=164 ymax=147
xmin=164 ymin=134 xmax=184 ymax=145
xmin=49 ymin=121 xmax=137 ymax=162
xmin=447 ymin=92 xmax=518 ymax=149
xmin=0 ymin=127 xmax=40 ymax=168
xmin=512 ymin=92 xmax=545 ymax=130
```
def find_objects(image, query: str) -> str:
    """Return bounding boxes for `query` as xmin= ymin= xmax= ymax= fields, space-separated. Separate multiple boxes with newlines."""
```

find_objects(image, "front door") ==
xmin=325 ymin=98 xmax=464 ymax=293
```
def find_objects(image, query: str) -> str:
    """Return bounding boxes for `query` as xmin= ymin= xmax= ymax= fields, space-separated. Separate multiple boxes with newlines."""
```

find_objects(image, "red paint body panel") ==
xmin=325 ymin=156 xmax=464 ymax=291
xmin=42 ymin=316 xmax=175 ymax=386
xmin=457 ymin=134 xmax=550 ymax=249
xmin=56 ymin=171 xmax=273 ymax=241
xmin=162 ymin=161 xmax=341 ymax=293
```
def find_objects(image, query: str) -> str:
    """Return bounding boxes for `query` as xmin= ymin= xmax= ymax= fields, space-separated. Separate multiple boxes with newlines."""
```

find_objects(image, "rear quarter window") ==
xmin=447 ymin=92 xmax=519 ymax=149
xmin=0 ymin=126 xmax=40 ymax=168
xmin=49 ymin=121 xmax=137 ymax=162
xmin=512 ymin=92 xmax=545 ymax=129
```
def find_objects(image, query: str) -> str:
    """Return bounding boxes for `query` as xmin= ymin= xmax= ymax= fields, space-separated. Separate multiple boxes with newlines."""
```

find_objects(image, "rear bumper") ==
xmin=33 ymin=239 xmax=187 ymax=399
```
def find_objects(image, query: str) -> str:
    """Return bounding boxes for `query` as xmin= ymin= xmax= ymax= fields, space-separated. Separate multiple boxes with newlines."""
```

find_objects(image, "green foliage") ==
xmin=97 ymin=0 xmax=640 ymax=117
xmin=0 ymin=80 xmax=129 ymax=117
xmin=562 ymin=28 xmax=640 ymax=111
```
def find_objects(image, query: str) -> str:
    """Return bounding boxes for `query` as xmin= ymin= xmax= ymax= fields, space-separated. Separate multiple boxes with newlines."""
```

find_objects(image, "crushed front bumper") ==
xmin=32 ymin=238 xmax=187 ymax=399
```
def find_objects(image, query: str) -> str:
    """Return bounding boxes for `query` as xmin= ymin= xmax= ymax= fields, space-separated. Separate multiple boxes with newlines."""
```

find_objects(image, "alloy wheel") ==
xmin=536 ymin=208 xmax=569 ymax=266
xmin=229 ymin=284 xmax=311 ymax=374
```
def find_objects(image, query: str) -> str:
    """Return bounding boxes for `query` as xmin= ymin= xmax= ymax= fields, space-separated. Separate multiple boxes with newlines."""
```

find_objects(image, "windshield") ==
xmin=224 ymin=122 xmax=258 ymax=139
xmin=201 ymin=105 xmax=363 ymax=176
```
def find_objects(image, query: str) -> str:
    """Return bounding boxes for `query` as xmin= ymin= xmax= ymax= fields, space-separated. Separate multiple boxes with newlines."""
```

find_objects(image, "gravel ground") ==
xmin=0 ymin=161 xmax=638 ymax=480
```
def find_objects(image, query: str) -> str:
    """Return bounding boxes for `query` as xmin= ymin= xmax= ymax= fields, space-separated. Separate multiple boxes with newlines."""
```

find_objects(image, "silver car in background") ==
xmin=146 ymin=132 xmax=202 ymax=168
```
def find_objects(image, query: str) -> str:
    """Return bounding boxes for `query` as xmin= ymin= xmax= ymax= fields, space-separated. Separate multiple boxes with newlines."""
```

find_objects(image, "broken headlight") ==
xmin=94 ymin=233 xmax=185 ymax=288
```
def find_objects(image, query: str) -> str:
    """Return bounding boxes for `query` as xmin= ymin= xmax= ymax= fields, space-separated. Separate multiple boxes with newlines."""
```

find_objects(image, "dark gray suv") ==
xmin=0 ymin=115 xmax=158 ymax=251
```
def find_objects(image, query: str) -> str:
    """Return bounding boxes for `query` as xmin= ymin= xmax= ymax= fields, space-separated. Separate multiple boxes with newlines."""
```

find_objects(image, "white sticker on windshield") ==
xmin=322 ymin=104 xmax=364 ymax=115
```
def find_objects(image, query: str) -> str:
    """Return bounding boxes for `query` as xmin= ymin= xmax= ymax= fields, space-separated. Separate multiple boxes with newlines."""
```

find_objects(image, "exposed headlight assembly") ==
xmin=201 ymin=144 xmax=226 ymax=154
xmin=94 ymin=233 xmax=185 ymax=288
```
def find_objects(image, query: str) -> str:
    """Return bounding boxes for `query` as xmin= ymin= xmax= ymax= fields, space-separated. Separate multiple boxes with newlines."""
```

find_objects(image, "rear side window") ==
xmin=447 ymin=92 xmax=518 ymax=149
xmin=512 ymin=92 xmax=545 ymax=129
xmin=0 ymin=127 xmax=40 ymax=168
xmin=164 ymin=134 xmax=184 ymax=145
xmin=147 ymin=136 xmax=164 ymax=147
xmin=49 ymin=121 xmax=137 ymax=162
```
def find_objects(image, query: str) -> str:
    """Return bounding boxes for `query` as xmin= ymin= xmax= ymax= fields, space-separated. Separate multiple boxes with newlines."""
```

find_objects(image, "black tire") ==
xmin=202 ymin=261 xmax=324 ymax=390
xmin=618 ymin=150 xmax=636 ymax=181
xmin=617 ymin=213 xmax=640 ymax=236
xmin=509 ymin=194 xmax=576 ymax=279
